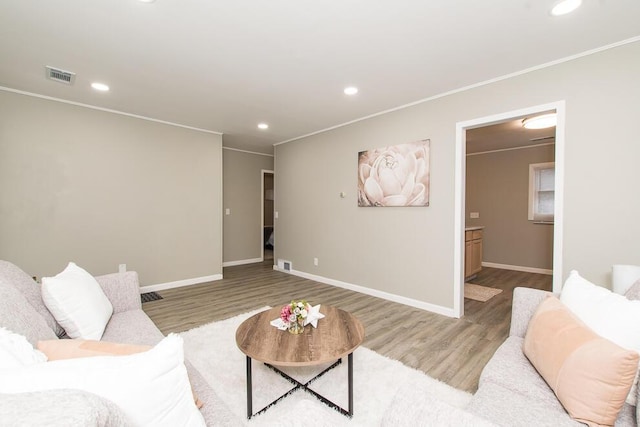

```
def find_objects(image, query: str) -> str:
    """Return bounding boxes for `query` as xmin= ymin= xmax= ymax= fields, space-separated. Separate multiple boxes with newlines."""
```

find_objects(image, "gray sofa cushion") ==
xmin=95 ymin=272 xmax=142 ymax=314
xmin=0 ymin=260 xmax=64 ymax=337
xmin=0 ymin=277 xmax=57 ymax=345
xmin=101 ymin=310 xmax=165 ymax=345
xmin=509 ymin=287 xmax=553 ymax=338
xmin=185 ymin=359 xmax=240 ymax=426
xmin=467 ymin=381 xmax=583 ymax=427
xmin=478 ymin=336 xmax=567 ymax=413
xmin=382 ymin=375 xmax=497 ymax=427
xmin=616 ymin=402 xmax=638 ymax=427
xmin=468 ymin=381 xmax=637 ymax=427
xmin=0 ymin=389 xmax=129 ymax=427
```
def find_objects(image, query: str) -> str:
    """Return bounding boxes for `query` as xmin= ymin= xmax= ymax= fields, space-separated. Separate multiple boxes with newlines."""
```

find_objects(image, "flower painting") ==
xmin=357 ymin=140 xmax=430 ymax=207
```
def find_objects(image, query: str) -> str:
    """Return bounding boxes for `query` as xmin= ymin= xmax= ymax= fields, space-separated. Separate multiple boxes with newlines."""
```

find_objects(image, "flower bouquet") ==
xmin=280 ymin=300 xmax=310 ymax=334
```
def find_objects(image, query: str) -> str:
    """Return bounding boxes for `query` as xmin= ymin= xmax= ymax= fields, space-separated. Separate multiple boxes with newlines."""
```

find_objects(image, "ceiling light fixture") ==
xmin=91 ymin=82 xmax=110 ymax=92
xmin=138 ymin=0 xmax=156 ymax=3
xmin=344 ymin=86 xmax=358 ymax=96
xmin=258 ymin=123 xmax=269 ymax=130
xmin=550 ymin=0 xmax=582 ymax=16
xmin=522 ymin=113 xmax=557 ymax=129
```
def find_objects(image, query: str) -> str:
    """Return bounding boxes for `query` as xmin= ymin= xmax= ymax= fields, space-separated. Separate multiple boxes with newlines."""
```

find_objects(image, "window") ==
xmin=528 ymin=162 xmax=555 ymax=222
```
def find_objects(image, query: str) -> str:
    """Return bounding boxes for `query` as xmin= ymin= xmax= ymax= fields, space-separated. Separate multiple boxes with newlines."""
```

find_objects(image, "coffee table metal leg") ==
xmin=246 ymin=354 xmax=355 ymax=419
xmin=348 ymin=352 xmax=353 ymax=416
xmin=246 ymin=356 xmax=253 ymax=419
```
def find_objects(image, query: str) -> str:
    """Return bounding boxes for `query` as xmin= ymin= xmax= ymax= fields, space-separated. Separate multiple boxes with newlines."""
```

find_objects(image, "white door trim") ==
xmin=453 ymin=101 xmax=566 ymax=318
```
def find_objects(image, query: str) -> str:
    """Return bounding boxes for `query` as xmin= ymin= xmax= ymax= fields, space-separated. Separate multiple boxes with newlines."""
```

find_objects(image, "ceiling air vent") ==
xmin=45 ymin=66 xmax=76 ymax=85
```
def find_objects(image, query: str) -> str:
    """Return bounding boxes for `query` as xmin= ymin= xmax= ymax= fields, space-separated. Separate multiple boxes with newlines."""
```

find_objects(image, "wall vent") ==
xmin=45 ymin=66 xmax=76 ymax=85
xmin=277 ymin=259 xmax=292 ymax=271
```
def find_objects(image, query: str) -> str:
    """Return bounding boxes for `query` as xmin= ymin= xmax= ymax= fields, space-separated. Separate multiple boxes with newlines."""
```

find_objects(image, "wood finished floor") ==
xmin=142 ymin=262 xmax=551 ymax=393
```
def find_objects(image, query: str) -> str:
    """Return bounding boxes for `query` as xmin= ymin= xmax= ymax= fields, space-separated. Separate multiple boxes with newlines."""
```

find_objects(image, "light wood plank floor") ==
xmin=143 ymin=262 xmax=551 ymax=393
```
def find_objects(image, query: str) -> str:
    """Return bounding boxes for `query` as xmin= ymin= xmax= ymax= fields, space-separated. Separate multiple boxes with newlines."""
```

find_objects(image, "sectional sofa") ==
xmin=3 ymin=258 xmax=638 ymax=426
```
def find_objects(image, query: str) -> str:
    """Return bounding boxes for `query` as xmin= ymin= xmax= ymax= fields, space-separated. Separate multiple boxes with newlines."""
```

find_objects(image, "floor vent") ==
xmin=141 ymin=291 xmax=163 ymax=303
xmin=45 ymin=66 xmax=76 ymax=85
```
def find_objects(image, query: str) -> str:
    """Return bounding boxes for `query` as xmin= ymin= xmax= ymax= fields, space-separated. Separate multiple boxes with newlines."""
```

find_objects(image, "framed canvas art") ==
xmin=357 ymin=139 xmax=430 ymax=207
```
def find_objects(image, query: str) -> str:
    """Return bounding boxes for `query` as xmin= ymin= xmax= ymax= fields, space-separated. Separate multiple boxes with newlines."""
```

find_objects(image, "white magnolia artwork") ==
xmin=357 ymin=139 xmax=430 ymax=207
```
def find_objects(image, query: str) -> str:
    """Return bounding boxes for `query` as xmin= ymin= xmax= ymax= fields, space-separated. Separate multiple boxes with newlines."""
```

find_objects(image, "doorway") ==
xmin=453 ymin=102 xmax=565 ymax=318
xmin=261 ymin=170 xmax=274 ymax=262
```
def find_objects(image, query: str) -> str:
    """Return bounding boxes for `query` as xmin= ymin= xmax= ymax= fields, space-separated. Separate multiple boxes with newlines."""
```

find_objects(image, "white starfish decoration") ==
xmin=304 ymin=304 xmax=325 ymax=328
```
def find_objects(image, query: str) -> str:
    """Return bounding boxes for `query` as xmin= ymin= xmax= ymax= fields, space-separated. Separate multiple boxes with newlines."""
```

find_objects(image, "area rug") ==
xmin=180 ymin=308 xmax=476 ymax=426
xmin=464 ymin=283 xmax=503 ymax=302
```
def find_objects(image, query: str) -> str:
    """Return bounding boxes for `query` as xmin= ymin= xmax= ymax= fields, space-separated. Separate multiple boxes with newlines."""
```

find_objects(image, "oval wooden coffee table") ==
xmin=235 ymin=305 xmax=365 ymax=419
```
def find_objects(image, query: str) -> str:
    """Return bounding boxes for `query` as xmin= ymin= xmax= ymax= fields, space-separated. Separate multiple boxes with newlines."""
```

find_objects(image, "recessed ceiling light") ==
xmin=550 ymin=0 xmax=582 ymax=16
xmin=258 ymin=123 xmax=269 ymax=130
xmin=138 ymin=0 xmax=156 ymax=3
xmin=344 ymin=86 xmax=358 ymax=96
xmin=91 ymin=82 xmax=110 ymax=92
xmin=522 ymin=113 xmax=557 ymax=129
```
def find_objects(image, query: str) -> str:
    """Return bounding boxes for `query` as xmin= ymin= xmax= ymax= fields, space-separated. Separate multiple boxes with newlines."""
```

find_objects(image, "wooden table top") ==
xmin=235 ymin=305 xmax=365 ymax=367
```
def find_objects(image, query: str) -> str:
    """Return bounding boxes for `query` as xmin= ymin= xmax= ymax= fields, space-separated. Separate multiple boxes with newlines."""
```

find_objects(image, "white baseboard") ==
xmin=222 ymin=258 xmax=262 ymax=267
xmin=482 ymin=262 xmax=553 ymax=275
xmin=273 ymin=266 xmax=456 ymax=318
xmin=139 ymin=274 xmax=223 ymax=293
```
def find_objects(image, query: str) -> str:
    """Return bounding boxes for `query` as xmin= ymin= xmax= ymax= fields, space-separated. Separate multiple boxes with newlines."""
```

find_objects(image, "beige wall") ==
xmin=466 ymin=145 xmax=555 ymax=270
xmin=222 ymin=148 xmax=274 ymax=263
xmin=275 ymin=40 xmax=640 ymax=310
xmin=0 ymin=90 xmax=223 ymax=285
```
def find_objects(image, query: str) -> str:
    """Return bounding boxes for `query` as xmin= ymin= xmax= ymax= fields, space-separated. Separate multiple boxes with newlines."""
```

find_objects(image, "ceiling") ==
xmin=466 ymin=111 xmax=556 ymax=154
xmin=1 ymin=1 xmax=639 ymax=155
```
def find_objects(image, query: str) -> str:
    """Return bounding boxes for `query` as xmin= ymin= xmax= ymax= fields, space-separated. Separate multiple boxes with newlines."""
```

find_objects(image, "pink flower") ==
xmin=280 ymin=305 xmax=292 ymax=323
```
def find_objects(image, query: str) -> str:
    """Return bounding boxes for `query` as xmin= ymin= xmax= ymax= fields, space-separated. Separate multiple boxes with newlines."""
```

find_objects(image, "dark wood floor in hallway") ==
xmin=142 ymin=262 xmax=551 ymax=393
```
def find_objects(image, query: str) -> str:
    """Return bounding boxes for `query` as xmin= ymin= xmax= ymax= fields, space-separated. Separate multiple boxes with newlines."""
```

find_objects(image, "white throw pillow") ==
xmin=41 ymin=262 xmax=113 ymax=340
xmin=0 ymin=334 xmax=205 ymax=427
xmin=0 ymin=327 xmax=47 ymax=368
xmin=560 ymin=270 xmax=640 ymax=405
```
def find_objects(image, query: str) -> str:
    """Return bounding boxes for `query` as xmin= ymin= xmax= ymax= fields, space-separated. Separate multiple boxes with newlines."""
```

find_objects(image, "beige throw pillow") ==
xmin=560 ymin=270 xmax=640 ymax=406
xmin=37 ymin=339 xmax=151 ymax=359
xmin=524 ymin=296 xmax=639 ymax=427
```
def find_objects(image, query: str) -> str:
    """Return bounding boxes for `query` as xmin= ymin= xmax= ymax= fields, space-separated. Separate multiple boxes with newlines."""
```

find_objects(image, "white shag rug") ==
xmin=180 ymin=307 xmax=482 ymax=426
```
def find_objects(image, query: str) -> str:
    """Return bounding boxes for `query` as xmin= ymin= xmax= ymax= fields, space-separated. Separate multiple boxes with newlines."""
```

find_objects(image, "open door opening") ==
xmin=454 ymin=102 xmax=565 ymax=318
xmin=261 ymin=170 xmax=274 ymax=262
